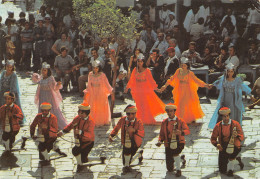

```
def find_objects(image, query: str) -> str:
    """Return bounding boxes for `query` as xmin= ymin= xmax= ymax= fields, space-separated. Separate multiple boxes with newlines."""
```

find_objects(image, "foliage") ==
xmin=73 ymin=0 xmax=139 ymax=41
xmin=237 ymin=73 xmax=247 ymax=81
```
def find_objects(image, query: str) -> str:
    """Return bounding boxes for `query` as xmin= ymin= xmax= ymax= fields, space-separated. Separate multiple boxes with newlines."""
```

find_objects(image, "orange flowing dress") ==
xmin=83 ymin=72 xmax=113 ymax=126
xmin=126 ymin=68 xmax=165 ymax=125
xmin=167 ymin=68 xmax=206 ymax=124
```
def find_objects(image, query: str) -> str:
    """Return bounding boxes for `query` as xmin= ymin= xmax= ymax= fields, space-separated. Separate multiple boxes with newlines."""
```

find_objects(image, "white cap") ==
xmin=92 ymin=60 xmax=101 ymax=67
xmin=180 ymin=57 xmax=189 ymax=64
xmin=226 ymin=63 xmax=235 ymax=70
xmin=37 ymin=17 xmax=44 ymax=22
xmin=45 ymin=14 xmax=51 ymax=20
xmin=42 ymin=62 xmax=50 ymax=69
xmin=6 ymin=60 xmax=15 ymax=66
xmin=137 ymin=53 xmax=145 ymax=60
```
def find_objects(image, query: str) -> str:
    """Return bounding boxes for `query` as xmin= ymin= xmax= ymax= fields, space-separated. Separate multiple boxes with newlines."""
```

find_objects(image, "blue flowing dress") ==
xmin=208 ymin=76 xmax=251 ymax=129
xmin=0 ymin=70 xmax=26 ymax=123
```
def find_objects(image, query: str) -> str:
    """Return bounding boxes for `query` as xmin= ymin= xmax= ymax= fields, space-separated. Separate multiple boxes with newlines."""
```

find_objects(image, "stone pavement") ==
xmin=0 ymin=71 xmax=259 ymax=179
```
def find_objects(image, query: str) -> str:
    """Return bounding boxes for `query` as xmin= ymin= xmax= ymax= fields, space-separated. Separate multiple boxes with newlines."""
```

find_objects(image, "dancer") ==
xmin=30 ymin=102 xmax=66 ymax=166
xmin=208 ymin=63 xmax=252 ymax=129
xmin=109 ymin=105 xmax=144 ymax=173
xmin=156 ymin=104 xmax=190 ymax=177
xmin=32 ymin=62 xmax=67 ymax=130
xmin=0 ymin=92 xmax=24 ymax=153
xmin=83 ymin=60 xmax=114 ymax=126
xmin=211 ymin=107 xmax=244 ymax=176
xmin=124 ymin=54 xmax=165 ymax=125
xmin=159 ymin=57 xmax=210 ymax=124
xmin=58 ymin=103 xmax=106 ymax=172
xmin=0 ymin=60 xmax=25 ymax=124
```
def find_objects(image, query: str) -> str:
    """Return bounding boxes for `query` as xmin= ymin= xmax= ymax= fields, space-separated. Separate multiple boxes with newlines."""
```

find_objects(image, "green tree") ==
xmin=73 ymin=0 xmax=139 ymax=41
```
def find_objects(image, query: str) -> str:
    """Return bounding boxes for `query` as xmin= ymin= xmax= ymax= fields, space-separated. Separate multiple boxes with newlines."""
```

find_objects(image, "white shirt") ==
xmin=222 ymin=119 xmax=231 ymax=125
xmin=221 ymin=15 xmax=236 ymax=26
xmin=150 ymin=40 xmax=169 ymax=55
xmin=168 ymin=115 xmax=177 ymax=121
xmin=190 ymin=23 xmax=204 ymax=41
xmin=225 ymin=55 xmax=240 ymax=70
xmin=130 ymin=39 xmax=146 ymax=53
xmin=90 ymin=56 xmax=104 ymax=68
xmin=183 ymin=9 xmax=196 ymax=33
xmin=196 ymin=5 xmax=210 ymax=23
xmin=247 ymin=9 xmax=260 ymax=25
xmin=149 ymin=6 xmax=156 ymax=22
xmin=63 ymin=14 xmax=72 ymax=28
xmin=164 ymin=55 xmax=177 ymax=75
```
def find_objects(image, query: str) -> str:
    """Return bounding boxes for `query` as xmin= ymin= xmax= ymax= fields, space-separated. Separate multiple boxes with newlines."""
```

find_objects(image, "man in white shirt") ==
xmin=159 ymin=4 xmax=171 ymax=31
xmin=196 ymin=3 xmax=210 ymax=23
xmin=183 ymin=7 xmax=199 ymax=33
xmin=150 ymin=32 xmax=168 ymax=55
xmin=221 ymin=8 xmax=236 ymax=27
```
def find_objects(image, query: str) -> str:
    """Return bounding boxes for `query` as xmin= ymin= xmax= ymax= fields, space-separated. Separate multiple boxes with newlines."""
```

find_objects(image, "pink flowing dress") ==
xmin=83 ymin=72 xmax=113 ymax=126
xmin=32 ymin=74 xmax=67 ymax=130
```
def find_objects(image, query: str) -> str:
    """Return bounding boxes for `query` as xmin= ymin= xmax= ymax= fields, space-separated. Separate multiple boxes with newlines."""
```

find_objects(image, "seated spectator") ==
xmin=225 ymin=46 xmax=239 ymax=69
xmin=74 ymin=48 xmax=90 ymax=94
xmin=54 ymin=46 xmax=75 ymax=92
xmin=150 ymin=32 xmax=168 ymax=55
xmin=130 ymin=34 xmax=146 ymax=55
xmin=88 ymin=41 xmax=105 ymax=59
xmin=182 ymin=41 xmax=202 ymax=64
xmin=219 ymin=36 xmax=234 ymax=49
xmin=89 ymin=48 xmax=104 ymax=68
xmin=163 ymin=38 xmax=181 ymax=59
xmin=103 ymin=49 xmax=114 ymax=84
xmin=190 ymin=17 xmax=204 ymax=42
xmin=141 ymin=25 xmax=157 ymax=54
xmin=128 ymin=48 xmax=143 ymax=79
xmin=146 ymin=48 xmax=164 ymax=86
xmin=205 ymin=35 xmax=219 ymax=55
xmin=201 ymin=46 xmax=215 ymax=68
xmin=212 ymin=45 xmax=229 ymax=72
xmin=221 ymin=21 xmax=239 ymax=45
xmin=247 ymin=40 xmax=259 ymax=64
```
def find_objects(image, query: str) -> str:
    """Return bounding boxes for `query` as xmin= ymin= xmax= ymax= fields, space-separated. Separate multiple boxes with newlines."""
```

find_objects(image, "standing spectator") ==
xmin=4 ymin=18 xmax=17 ymax=45
xmin=148 ymin=1 xmax=157 ymax=28
xmin=54 ymin=46 xmax=75 ymax=92
xmin=183 ymin=7 xmax=199 ymax=34
xmin=245 ymin=6 xmax=260 ymax=39
xmin=52 ymin=33 xmax=70 ymax=56
xmin=20 ymin=21 xmax=33 ymax=70
xmin=5 ymin=35 xmax=15 ymax=60
xmin=77 ymin=28 xmax=92 ymax=55
xmin=159 ymin=4 xmax=170 ymax=31
xmin=221 ymin=8 xmax=236 ymax=28
xmin=0 ymin=27 xmax=6 ymax=67
xmin=68 ymin=19 xmax=79 ymax=57
xmin=196 ymin=2 xmax=210 ymax=23
xmin=44 ymin=15 xmax=55 ymax=66
xmin=165 ymin=12 xmax=178 ymax=33
xmin=32 ymin=17 xmax=46 ymax=72
xmin=63 ymin=9 xmax=73 ymax=29
xmin=89 ymin=48 xmax=104 ymax=68
xmin=190 ymin=17 xmax=204 ymax=42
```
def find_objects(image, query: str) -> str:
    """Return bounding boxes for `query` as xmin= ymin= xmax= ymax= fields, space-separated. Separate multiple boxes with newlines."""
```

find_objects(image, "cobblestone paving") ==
xmin=0 ymin=71 xmax=259 ymax=179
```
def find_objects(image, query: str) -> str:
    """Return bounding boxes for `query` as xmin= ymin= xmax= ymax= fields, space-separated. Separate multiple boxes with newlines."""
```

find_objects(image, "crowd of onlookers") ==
xmin=0 ymin=1 xmax=259 ymax=98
